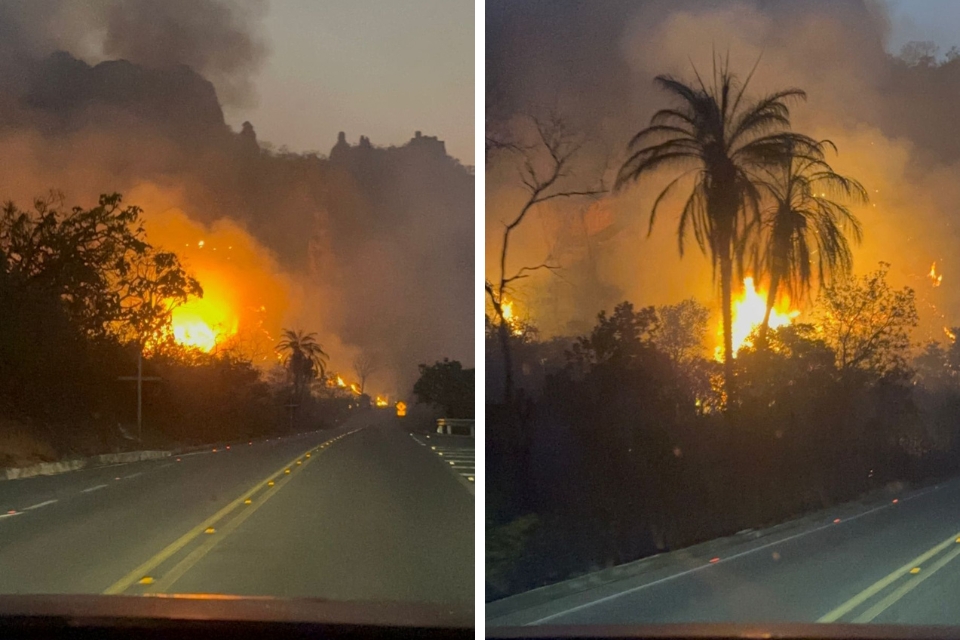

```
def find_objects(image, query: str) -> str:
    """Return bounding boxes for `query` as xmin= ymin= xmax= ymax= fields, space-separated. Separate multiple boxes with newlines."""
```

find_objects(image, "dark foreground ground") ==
xmin=0 ymin=411 xmax=473 ymax=605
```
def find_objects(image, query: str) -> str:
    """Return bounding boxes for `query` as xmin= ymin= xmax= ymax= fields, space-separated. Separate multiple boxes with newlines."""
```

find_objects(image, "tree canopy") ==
xmin=413 ymin=358 xmax=474 ymax=418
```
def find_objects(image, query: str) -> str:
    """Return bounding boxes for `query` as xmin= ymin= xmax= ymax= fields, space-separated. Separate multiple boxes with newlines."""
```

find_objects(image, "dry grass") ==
xmin=0 ymin=419 xmax=59 ymax=469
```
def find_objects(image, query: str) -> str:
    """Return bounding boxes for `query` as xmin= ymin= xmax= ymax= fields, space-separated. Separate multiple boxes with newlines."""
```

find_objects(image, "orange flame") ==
xmin=929 ymin=262 xmax=943 ymax=287
xmin=500 ymin=298 xmax=524 ymax=336
xmin=716 ymin=277 xmax=800 ymax=359
xmin=169 ymin=294 xmax=238 ymax=352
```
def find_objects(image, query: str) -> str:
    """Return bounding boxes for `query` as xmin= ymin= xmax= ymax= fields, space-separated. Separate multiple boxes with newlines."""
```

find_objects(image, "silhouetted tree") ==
xmin=756 ymin=141 xmax=866 ymax=344
xmin=913 ymin=341 xmax=954 ymax=391
xmin=653 ymin=299 xmax=710 ymax=364
xmin=567 ymin=302 xmax=659 ymax=371
xmin=413 ymin=358 xmax=474 ymax=418
xmin=352 ymin=352 xmax=380 ymax=394
xmin=486 ymin=112 xmax=604 ymax=406
xmin=275 ymin=329 xmax=328 ymax=403
xmin=815 ymin=264 xmax=918 ymax=375
xmin=0 ymin=191 xmax=298 ymax=450
xmin=615 ymin=59 xmax=819 ymax=394
xmin=0 ymin=192 xmax=201 ymax=343
xmin=900 ymin=41 xmax=940 ymax=67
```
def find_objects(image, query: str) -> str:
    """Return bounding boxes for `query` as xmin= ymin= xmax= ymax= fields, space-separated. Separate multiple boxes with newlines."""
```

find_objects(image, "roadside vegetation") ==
xmin=486 ymin=62 xmax=960 ymax=599
xmin=0 ymin=192 xmax=366 ymax=466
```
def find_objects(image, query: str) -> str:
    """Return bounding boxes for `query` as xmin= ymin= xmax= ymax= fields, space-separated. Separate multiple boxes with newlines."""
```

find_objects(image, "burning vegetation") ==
xmin=0 ymin=7 xmax=473 ymax=401
xmin=0 ymin=190 xmax=403 ymax=452
xmin=486 ymin=0 xmax=960 ymax=600
xmin=719 ymin=277 xmax=801 ymax=360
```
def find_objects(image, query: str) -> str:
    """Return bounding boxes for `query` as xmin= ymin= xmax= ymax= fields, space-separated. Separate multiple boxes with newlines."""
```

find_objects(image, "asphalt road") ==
xmin=0 ymin=412 xmax=473 ymax=605
xmin=409 ymin=433 xmax=475 ymax=492
xmin=489 ymin=476 xmax=960 ymax=627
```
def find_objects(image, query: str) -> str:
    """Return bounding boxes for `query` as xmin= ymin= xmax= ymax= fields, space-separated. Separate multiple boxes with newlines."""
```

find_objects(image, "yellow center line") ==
xmin=854 ymin=543 xmax=960 ymax=622
xmin=102 ymin=433 xmax=353 ymax=595
xmin=147 ymin=452 xmax=317 ymax=593
xmin=818 ymin=531 xmax=960 ymax=622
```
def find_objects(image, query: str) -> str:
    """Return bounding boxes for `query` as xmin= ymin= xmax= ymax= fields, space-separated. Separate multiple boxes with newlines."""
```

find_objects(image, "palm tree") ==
xmin=616 ymin=59 xmax=820 ymax=392
xmin=755 ymin=141 xmax=867 ymax=345
xmin=275 ymin=329 xmax=328 ymax=401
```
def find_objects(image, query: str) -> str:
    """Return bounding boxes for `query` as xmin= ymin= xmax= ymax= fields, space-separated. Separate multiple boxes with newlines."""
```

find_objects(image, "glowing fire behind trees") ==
xmin=168 ymin=301 xmax=242 ymax=351
xmin=714 ymin=277 xmax=801 ymax=360
xmin=498 ymin=298 xmax=526 ymax=337
xmin=135 ymin=199 xmax=293 ymax=360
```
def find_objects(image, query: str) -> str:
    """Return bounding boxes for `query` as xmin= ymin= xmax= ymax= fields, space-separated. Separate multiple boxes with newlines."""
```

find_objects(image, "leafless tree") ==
xmin=352 ymin=352 xmax=380 ymax=394
xmin=486 ymin=112 xmax=606 ymax=405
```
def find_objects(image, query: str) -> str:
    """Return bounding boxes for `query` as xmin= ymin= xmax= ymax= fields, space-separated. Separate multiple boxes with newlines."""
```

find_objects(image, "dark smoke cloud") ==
xmin=0 ymin=6 xmax=473 ymax=396
xmin=486 ymin=0 xmax=960 ymax=346
xmin=0 ymin=0 xmax=267 ymax=106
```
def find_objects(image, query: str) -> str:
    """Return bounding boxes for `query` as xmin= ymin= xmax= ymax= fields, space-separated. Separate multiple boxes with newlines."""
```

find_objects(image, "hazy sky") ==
xmin=887 ymin=0 xmax=960 ymax=55
xmin=226 ymin=0 xmax=474 ymax=164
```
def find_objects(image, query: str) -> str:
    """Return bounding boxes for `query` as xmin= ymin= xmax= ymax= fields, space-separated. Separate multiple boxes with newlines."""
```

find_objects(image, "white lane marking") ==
xmin=526 ymin=484 xmax=946 ymax=625
xmin=81 ymin=484 xmax=109 ymax=493
xmin=123 ymin=472 xmax=143 ymax=479
xmin=25 ymin=499 xmax=58 ymax=510
xmin=0 ymin=512 xmax=21 ymax=519
xmin=416 ymin=435 xmax=475 ymax=494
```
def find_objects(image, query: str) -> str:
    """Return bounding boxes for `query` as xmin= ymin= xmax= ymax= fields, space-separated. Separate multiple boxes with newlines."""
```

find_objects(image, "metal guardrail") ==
xmin=436 ymin=418 xmax=474 ymax=437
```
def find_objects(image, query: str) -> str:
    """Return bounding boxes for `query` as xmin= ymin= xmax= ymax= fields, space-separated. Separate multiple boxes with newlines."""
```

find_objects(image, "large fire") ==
xmin=129 ymin=186 xmax=292 ymax=362
xmin=716 ymin=277 xmax=800 ymax=359
xmin=169 ymin=287 xmax=239 ymax=352
xmin=171 ymin=309 xmax=218 ymax=351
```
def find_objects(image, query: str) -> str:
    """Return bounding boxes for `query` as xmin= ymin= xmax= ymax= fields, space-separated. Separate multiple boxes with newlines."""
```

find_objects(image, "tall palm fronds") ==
xmin=616 ymin=56 xmax=821 ymax=392
xmin=756 ymin=141 xmax=867 ymax=343
xmin=275 ymin=329 xmax=328 ymax=400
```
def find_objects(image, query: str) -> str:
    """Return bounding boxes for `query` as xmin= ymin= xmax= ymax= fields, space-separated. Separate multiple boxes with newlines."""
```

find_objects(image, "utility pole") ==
xmin=118 ymin=348 xmax=161 ymax=442
xmin=284 ymin=402 xmax=299 ymax=432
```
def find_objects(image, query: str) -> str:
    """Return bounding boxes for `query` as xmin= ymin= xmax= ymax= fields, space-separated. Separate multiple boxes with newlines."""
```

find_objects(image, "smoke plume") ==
xmin=487 ymin=0 xmax=960 ymax=346
xmin=0 ymin=2 xmax=474 ymax=396
xmin=0 ymin=0 xmax=267 ymax=105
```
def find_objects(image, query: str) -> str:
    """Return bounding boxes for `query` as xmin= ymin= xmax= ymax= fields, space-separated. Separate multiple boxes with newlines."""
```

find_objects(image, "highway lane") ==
xmin=488 ymin=476 xmax=960 ymax=627
xmin=0 ymin=412 xmax=472 ymax=605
